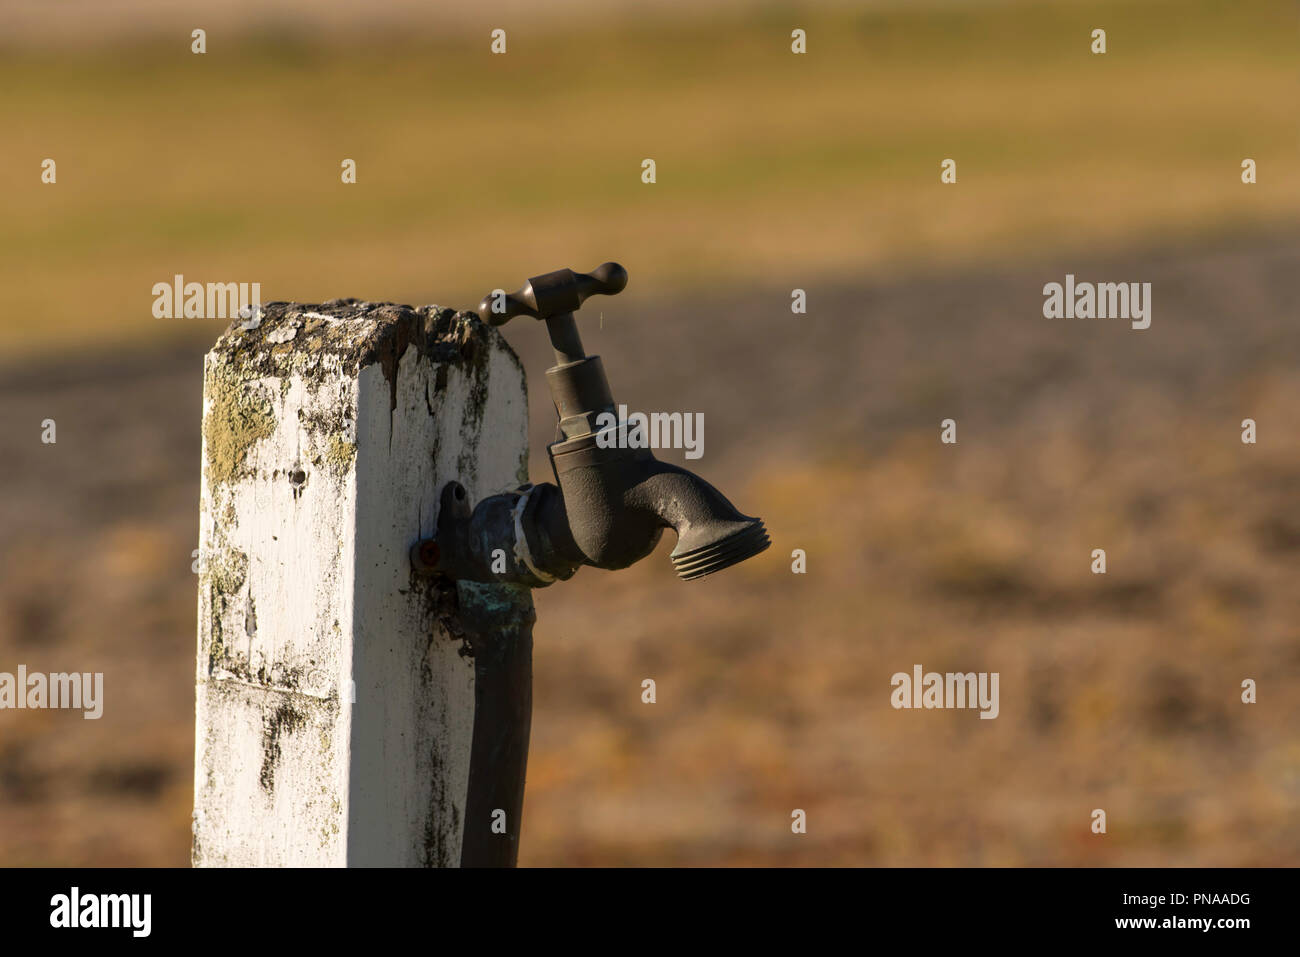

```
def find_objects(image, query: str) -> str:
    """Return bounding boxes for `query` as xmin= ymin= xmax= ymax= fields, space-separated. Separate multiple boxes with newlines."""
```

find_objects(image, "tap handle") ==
xmin=476 ymin=262 xmax=627 ymax=326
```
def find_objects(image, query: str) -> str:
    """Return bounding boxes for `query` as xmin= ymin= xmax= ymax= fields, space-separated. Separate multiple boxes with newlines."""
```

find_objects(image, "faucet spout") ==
xmin=625 ymin=460 xmax=771 ymax=581
xmin=545 ymin=444 xmax=768 ymax=578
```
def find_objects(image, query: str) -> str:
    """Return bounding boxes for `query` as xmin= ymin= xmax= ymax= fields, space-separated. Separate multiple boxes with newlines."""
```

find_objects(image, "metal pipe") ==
xmin=545 ymin=313 xmax=586 ymax=366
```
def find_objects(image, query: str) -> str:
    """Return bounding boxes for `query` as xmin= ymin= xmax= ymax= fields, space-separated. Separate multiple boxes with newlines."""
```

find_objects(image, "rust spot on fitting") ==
xmin=411 ymin=538 xmax=441 ymax=575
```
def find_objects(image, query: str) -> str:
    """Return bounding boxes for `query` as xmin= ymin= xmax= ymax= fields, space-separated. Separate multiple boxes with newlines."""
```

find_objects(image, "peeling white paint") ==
xmin=194 ymin=307 xmax=528 ymax=867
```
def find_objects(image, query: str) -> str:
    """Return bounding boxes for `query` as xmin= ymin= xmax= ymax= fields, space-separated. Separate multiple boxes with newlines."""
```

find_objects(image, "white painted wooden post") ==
xmin=193 ymin=300 xmax=534 ymax=867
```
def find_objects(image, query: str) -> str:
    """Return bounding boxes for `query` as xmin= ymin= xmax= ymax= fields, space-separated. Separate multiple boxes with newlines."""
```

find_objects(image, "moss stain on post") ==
xmin=260 ymin=702 xmax=309 ymax=793
xmin=202 ymin=542 xmax=249 ymax=675
xmin=204 ymin=357 xmax=275 ymax=491
xmin=325 ymin=434 xmax=357 ymax=475
xmin=206 ymin=543 xmax=249 ymax=596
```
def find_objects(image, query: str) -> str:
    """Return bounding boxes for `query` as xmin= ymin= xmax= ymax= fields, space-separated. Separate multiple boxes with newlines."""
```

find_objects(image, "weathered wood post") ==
xmin=193 ymin=300 xmax=534 ymax=867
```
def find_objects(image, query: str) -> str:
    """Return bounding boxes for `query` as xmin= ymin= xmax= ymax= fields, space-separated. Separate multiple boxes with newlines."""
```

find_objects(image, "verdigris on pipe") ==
xmin=412 ymin=263 xmax=770 ymax=587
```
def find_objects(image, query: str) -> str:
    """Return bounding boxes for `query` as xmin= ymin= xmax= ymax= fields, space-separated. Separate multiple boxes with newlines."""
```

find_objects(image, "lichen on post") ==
xmin=193 ymin=299 xmax=533 ymax=867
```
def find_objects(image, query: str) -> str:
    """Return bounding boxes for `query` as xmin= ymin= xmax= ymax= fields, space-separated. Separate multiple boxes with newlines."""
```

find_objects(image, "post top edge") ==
xmin=205 ymin=300 xmax=514 ymax=379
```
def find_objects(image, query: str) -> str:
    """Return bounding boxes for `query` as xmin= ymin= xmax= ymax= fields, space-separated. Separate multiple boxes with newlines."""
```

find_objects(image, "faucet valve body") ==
xmin=414 ymin=263 xmax=769 ymax=586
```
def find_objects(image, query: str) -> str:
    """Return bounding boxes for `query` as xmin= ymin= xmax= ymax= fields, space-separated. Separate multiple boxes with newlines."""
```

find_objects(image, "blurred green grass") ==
xmin=0 ymin=0 xmax=1294 ymax=358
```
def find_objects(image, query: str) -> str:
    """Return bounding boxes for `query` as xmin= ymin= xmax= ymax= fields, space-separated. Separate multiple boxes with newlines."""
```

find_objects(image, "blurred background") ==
xmin=0 ymin=0 xmax=1296 ymax=865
